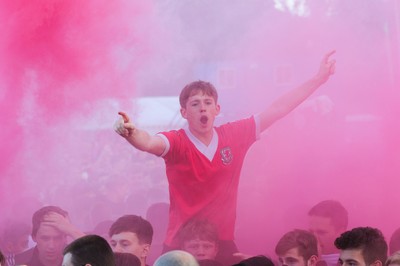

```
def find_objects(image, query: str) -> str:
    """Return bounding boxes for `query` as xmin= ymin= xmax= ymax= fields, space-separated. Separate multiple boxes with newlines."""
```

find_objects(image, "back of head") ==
xmin=114 ymin=252 xmax=141 ymax=266
xmin=233 ymin=255 xmax=275 ymax=266
xmin=308 ymin=200 xmax=348 ymax=230
xmin=154 ymin=250 xmax=199 ymax=266
xmin=109 ymin=215 xmax=153 ymax=245
xmin=275 ymin=229 xmax=318 ymax=261
xmin=177 ymin=218 xmax=219 ymax=246
xmin=179 ymin=81 xmax=218 ymax=108
xmin=63 ymin=234 xmax=115 ymax=266
xmin=32 ymin=206 xmax=68 ymax=237
xmin=334 ymin=227 xmax=388 ymax=265
xmin=390 ymin=228 xmax=400 ymax=255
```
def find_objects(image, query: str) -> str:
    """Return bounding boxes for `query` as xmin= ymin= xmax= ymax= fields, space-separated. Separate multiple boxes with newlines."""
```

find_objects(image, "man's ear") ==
xmin=215 ymin=104 xmax=221 ymax=115
xmin=141 ymin=244 xmax=151 ymax=259
xmin=180 ymin=108 xmax=187 ymax=119
xmin=370 ymin=260 xmax=383 ymax=266
xmin=307 ymin=255 xmax=319 ymax=266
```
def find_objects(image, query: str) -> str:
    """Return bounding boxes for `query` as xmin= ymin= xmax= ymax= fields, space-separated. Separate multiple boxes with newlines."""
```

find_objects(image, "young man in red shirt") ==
xmin=115 ymin=51 xmax=336 ymax=261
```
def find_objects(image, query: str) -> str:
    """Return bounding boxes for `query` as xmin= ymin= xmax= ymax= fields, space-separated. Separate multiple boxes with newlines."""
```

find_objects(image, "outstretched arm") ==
xmin=114 ymin=111 xmax=166 ymax=156
xmin=259 ymin=50 xmax=336 ymax=132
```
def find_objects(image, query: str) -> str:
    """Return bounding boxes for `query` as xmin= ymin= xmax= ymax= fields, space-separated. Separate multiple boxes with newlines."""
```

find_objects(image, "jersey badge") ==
xmin=220 ymin=146 xmax=233 ymax=165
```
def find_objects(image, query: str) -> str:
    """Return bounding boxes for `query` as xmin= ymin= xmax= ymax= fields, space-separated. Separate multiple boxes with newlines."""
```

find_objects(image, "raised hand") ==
xmin=316 ymin=50 xmax=336 ymax=83
xmin=114 ymin=111 xmax=136 ymax=138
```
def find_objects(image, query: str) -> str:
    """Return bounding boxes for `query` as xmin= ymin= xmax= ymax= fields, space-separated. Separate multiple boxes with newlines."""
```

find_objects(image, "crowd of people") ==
xmin=1 ymin=201 xmax=400 ymax=266
xmin=2 ymin=52 xmax=394 ymax=266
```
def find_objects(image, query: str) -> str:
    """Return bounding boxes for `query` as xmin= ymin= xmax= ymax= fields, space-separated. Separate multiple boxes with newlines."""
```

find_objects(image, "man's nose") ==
xmin=114 ymin=244 xmax=123 ymax=253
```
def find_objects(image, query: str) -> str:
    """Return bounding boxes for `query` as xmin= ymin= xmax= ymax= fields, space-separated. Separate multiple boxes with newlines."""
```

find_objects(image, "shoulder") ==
xmin=14 ymin=247 xmax=35 ymax=264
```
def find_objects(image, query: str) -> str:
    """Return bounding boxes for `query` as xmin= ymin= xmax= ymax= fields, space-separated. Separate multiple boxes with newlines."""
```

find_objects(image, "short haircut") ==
xmin=308 ymin=200 xmax=348 ymax=230
xmin=179 ymin=81 xmax=218 ymax=108
xmin=176 ymin=218 xmax=219 ymax=247
xmin=32 ymin=206 xmax=68 ymax=237
xmin=334 ymin=227 xmax=388 ymax=265
xmin=386 ymin=251 xmax=400 ymax=266
xmin=275 ymin=229 xmax=318 ymax=261
xmin=390 ymin=227 xmax=400 ymax=255
xmin=109 ymin=215 xmax=153 ymax=245
xmin=114 ymin=252 xmax=141 ymax=266
xmin=63 ymin=235 xmax=115 ymax=266
xmin=154 ymin=250 xmax=199 ymax=266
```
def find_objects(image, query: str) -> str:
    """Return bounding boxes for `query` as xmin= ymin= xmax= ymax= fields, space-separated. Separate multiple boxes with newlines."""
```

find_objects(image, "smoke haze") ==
xmin=1 ymin=0 xmax=399 ymax=259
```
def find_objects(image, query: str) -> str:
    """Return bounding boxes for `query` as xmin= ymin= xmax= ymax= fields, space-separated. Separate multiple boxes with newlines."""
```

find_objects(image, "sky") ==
xmin=1 ymin=0 xmax=399 ymax=260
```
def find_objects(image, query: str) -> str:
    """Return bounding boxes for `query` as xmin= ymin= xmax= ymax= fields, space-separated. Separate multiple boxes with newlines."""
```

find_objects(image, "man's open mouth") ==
xmin=200 ymin=116 xmax=208 ymax=124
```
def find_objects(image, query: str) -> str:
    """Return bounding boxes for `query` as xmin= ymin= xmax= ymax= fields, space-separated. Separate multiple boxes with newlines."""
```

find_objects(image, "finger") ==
xmin=118 ymin=111 xmax=130 ymax=123
xmin=324 ymin=50 xmax=336 ymax=62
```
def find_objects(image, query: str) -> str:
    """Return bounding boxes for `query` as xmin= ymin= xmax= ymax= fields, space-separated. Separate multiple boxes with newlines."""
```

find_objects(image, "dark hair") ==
xmin=0 ymin=250 xmax=5 ymax=265
xmin=32 ymin=206 xmax=68 ymax=237
xmin=176 ymin=218 xmax=219 ymax=247
xmin=63 ymin=235 xmax=115 ymax=266
xmin=179 ymin=80 xmax=218 ymax=108
xmin=308 ymin=200 xmax=348 ymax=230
xmin=109 ymin=215 xmax=153 ymax=245
xmin=114 ymin=252 xmax=141 ymax=266
xmin=233 ymin=255 xmax=275 ymax=266
xmin=275 ymin=229 xmax=318 ymax=261
xmin=334 ymin=227 xmax=388 ymax=265
xmin=390 ymin=227 xmax=400 ymax=255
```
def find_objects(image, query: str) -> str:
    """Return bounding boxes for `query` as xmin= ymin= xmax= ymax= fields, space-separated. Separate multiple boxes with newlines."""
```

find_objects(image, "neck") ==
xmin=189 ymin=128 xmax=214 ymax=146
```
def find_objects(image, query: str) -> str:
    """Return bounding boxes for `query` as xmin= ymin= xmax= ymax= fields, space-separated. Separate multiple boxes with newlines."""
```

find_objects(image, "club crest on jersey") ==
xmin=220 ymin=146 xmax=233 ymax=165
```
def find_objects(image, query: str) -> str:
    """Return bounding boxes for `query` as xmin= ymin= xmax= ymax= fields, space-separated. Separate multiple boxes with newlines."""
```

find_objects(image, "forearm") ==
xmin=124 ymin=128 xmax=165 ymax=155
xmin=260 ymin=75 xmax=326 ymax=131
xmin=273 ymin=75 xmax=325 ymax=116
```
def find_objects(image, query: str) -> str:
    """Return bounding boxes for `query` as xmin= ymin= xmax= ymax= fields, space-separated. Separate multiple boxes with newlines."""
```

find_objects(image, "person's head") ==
xmin=176 ymin=218 xmax=219 ymax=261
xmin=386 ymin=252 xmax=400 ymax=266
xmin=275 ymin=229 xmax=319 ymax=266
xmin=109 ymin=215 xmax=153 ymax=266
xmin=32 ymin=206 xmax=69 ymax=264
xmin=114 ymin=252 xmax=141 ymax=266
xmin=390 ymin=228 xmax=400 ymax=255
xmin=233 ymin=255 xmax=275 ymax=266
xmin=335 ymin=227 xmax=388 ymax=266
xmin=179 ymin=81 xmax=218 ymax=109
xmin=308 ymin=200 xmax=348 ymax=254
xmin=179 ymin=81 xmax=220 ymax=134
xmin=154 ymin=250 xmax=199 ymax=266
xmin=62 ymin=234 xmax=115 ymax=266
xmin=0 ymin=220 xmax=30 ymax=254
